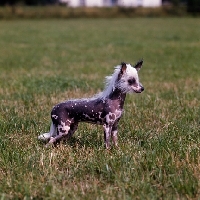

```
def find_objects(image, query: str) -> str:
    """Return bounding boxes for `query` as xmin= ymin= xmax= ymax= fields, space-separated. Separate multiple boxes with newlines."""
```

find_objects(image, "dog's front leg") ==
xmin=111 ymin=130 xmax=118 ymax=147
xmin=111 ymin=120 xmax=119 ymax=147
xmin=103 ymin=124 xmax=112 ymax=149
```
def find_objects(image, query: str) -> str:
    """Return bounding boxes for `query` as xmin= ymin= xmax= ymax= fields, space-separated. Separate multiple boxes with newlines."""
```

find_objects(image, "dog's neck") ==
xmin=108 ymin=88 xmax=126 ymax=110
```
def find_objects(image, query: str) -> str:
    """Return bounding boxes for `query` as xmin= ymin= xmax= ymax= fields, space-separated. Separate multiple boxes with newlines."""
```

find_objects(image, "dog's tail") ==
xmin=38 ymin=123 xmax=57 ymax=141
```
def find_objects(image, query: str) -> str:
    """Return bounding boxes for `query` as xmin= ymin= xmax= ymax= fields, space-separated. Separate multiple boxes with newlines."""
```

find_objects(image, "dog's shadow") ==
xmin=42 ymin=135 xmax=103 ymax=149
xmin=65 ymin=137 xmax=86 ymax=148
xmin=68 ymin=136 xmax=104 ymax=149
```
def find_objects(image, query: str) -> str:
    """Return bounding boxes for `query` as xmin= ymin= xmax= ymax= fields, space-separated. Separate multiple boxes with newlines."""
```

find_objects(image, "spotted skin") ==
xmin=49 ymin=88 xmax=126 ymax=147
xmin=39 ymin=61 xmax=144 ymax=149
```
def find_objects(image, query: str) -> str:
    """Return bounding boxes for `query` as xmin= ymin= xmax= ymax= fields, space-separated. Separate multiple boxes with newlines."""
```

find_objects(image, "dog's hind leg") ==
xmin=48 ymin=126 xmax=70 ymax=145
xmin=61 ymin=122 xmax=79 ymax=143
xmin=47 ymin=120 xmax=77 ymax=145
xmin=38 ymin=123 xmax=57 ymax=142
xmin=68 ymin=122 xmax=79 ymax=138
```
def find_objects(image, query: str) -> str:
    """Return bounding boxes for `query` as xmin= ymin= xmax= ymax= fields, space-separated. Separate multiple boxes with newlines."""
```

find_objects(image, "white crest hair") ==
xmin=96 ymin=64 xmax=138 ymax=100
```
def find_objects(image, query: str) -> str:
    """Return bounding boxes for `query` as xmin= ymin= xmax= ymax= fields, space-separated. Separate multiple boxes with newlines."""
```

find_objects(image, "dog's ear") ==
xmin=134 ymin=60 xmax=143 ymax=71
xmin=118 ymin=62 xmax=127 ymax=80
xmin=120 ymin=62 xmax=127 ymax=74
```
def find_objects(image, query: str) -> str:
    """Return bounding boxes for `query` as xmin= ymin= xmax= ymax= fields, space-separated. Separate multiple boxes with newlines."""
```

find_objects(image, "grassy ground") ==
xmin=0 ymin=18 xmax=199 ymax=199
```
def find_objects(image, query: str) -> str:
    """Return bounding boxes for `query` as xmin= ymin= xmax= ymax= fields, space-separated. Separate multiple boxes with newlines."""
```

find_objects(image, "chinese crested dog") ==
xmin=38 ymin=60 xmax=144 ymax=149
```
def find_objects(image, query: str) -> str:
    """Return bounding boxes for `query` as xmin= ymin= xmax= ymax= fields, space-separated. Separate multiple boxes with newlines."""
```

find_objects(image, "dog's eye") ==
xmin=128 ymin=78 xmax=136 ymax=85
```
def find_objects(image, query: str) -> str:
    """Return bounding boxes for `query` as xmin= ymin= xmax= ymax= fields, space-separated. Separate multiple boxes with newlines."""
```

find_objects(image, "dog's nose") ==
xmin=141 ymin=87 xmax=144 ymax=92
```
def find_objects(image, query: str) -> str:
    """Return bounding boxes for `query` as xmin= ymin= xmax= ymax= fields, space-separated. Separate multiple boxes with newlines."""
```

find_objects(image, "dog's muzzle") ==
xmin=135 ymin=88 xmax=144 ymax=93
xmin=134 ymin=84 xmax=144 ymax=93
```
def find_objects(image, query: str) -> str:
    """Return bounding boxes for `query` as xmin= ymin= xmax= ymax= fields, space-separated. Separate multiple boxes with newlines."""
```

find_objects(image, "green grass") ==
xmin=0 ymin=18 xmax=200 ymax=199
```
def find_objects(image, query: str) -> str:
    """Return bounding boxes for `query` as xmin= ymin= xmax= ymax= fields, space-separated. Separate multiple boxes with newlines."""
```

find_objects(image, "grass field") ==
xmin=0 ymin=18 xmax=200 ymax=199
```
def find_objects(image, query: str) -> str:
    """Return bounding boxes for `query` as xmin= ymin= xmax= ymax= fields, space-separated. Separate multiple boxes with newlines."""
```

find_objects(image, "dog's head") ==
xmin=117 ymin=60 xmax=144 ymax=94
